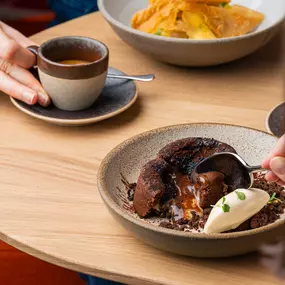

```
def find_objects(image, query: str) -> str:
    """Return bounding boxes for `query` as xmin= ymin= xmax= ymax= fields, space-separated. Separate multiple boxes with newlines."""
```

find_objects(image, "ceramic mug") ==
xmin=28 ymin=36 xmax=109 ymax=111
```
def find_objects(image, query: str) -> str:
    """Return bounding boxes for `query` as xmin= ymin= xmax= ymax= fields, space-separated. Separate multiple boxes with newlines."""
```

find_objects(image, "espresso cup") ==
xmin=28 ymin=36 xmax=109 ymax=111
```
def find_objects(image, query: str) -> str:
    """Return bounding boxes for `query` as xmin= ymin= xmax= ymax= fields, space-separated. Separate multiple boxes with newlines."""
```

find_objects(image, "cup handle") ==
xmin=27 ymin=45 xmax=39 ymax=67
xmin=27 ymin=46 xmax=40 ymax=79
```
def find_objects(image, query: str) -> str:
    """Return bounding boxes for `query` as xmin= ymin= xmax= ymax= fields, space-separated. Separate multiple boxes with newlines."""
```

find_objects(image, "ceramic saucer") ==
xmin=266 ymin=102 xmax=285 ymax=137
xmin=10 ymin=67 xmax=138 ymax=126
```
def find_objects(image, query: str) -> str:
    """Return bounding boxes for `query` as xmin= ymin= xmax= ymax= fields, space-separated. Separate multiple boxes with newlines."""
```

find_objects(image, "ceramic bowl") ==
xmin=266 ymin=101 xmax=285 ymax=137
xmin=98 ymin=0 xmax=285 ymax=66
xmin=98 ymin=123 xmax=285 ymax=258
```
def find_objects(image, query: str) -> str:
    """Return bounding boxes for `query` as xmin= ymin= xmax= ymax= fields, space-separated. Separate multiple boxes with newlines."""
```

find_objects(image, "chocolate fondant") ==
xmin=128 ymin=138 xmax=285 ymax=233
xmin=134 ymin=137 xmax=236 ymax=217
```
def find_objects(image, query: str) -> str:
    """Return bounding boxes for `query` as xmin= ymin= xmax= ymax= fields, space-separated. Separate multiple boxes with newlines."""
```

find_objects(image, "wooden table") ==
xmin=0 ymin=12 xmax=284 ymax=285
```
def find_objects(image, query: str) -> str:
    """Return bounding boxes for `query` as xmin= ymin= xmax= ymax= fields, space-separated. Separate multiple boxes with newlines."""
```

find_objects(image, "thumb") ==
xmin=270 ymin=157 xmax=285 ymax=185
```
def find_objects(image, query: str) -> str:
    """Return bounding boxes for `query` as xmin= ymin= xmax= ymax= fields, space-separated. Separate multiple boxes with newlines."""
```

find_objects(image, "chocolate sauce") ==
xmin=173 ymin=174 xmax=203 ymax=221
xmin=171 ymin=171 xmax=227 ymax=221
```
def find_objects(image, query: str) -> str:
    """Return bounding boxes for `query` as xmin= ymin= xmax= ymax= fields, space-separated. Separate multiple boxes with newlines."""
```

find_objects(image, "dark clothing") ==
xmin=48 ymin=0 xmax=98 ymax=26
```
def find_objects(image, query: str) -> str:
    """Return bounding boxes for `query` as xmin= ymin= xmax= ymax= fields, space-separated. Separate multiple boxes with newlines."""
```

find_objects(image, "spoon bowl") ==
xmin=193 ymin=152 xmax=263 ymax=190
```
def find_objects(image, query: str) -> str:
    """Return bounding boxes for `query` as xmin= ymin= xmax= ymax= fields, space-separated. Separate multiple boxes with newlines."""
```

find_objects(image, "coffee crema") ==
xmin=58 ymin=60 xmax=90 ymax=65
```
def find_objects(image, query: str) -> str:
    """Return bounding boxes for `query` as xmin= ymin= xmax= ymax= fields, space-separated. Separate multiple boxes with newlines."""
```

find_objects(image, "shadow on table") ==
xmin=91 ymin=95 xmax=143 ymax=131
xmin=159 ymin=251 xmax=281 ymax=281
xmin=159 ymin=238 xmax=285 ymax=281
xmin=216 ymin=29 xmax=284 ymax=70
xmin=168 ymin=29 xmax=285 ymax=78
xmin=33 ymin=95 xmax=143 ymax=134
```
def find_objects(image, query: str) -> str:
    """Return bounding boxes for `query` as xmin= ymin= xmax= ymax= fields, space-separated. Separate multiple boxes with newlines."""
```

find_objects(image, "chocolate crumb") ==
xmin=148 ymin=173 xmax=285 ymax=232
xmin=250 ymin=211 xmax=269 ymax=229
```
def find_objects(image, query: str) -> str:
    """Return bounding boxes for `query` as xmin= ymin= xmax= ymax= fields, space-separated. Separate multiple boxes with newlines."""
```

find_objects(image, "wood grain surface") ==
xmin=0 ymin=12 xmax=284 ymax=285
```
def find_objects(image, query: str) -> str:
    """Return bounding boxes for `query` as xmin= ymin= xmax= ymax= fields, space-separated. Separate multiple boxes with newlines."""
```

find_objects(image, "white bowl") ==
xmin=98 ymin=0 xmax=285 ymax=66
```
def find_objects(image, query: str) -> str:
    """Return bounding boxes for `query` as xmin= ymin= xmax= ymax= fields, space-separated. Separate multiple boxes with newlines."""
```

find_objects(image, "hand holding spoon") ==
xmin=193 ymin=152 xmax=264 ymax=190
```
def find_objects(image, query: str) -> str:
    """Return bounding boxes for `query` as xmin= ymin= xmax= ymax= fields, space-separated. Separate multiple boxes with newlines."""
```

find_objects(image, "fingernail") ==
xmin=270 ymin=157 xmax=285 ymax=175
xmin=23 ymin=91 xmax=37 ymax=104
xmin=38 ymin=92 xmax=50 ymax=107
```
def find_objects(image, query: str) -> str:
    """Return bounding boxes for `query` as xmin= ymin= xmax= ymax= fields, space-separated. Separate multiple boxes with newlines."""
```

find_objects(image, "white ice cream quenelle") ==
xmin=204 ymin=188 xmax=270 ymax=234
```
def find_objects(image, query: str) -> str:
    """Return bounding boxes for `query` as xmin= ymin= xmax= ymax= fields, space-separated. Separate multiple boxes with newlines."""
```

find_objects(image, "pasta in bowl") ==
xmin=132 ymin=0 xmax=265 ymax=39
xmin=99 ymin=0 xmax=285 ymax=66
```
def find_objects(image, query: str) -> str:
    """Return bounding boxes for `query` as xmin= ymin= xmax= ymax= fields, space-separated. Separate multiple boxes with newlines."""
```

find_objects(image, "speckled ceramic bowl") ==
xmin=266 ymin=102 xmax=285 ymax=137
xmin=98 ymin=123 xmax=285 ymax=258
xmin=98 ymin=0 xmax=285 ymax=66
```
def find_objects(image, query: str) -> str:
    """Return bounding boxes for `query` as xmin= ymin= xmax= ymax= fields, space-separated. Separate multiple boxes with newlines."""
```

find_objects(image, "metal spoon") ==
xmin=193 ymin=152 xmax=264 ymax=190
xmin=107 ymin=74 xmax=155 ymax=82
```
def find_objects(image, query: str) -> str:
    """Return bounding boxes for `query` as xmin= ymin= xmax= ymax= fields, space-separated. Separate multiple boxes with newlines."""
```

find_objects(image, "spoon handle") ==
xmin=248 ymin=165 xmax=265 ymax=173
xmin=107 ymin=74 xmax=155 ymax=82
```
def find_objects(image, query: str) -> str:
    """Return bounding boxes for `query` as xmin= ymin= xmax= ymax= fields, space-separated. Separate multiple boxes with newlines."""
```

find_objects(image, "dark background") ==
xmin=0 ymin=0 xmax=53 ymax=36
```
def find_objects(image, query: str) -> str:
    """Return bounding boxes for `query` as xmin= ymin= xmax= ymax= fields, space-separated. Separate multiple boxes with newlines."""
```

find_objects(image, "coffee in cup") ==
xmin=58 ymin=60 xmax=91 ymax=65
xmin=28 ymin=36 xmax=109 ymax=111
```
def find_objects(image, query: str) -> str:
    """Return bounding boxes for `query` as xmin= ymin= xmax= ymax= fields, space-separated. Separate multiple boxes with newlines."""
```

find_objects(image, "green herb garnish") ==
xmin=214 ymin=196 xmax=231 ymax=212
xmin=268 ymin=193 xmax=282 ymax=204
xmin=269 ymin=193 xmax=277 ymax=202
xmin=222 ymin=204 xmax=230 ymax=213
xmin=155 ymin=28 xmax=162 ymax=36
xmin=221 ymin=196 xmax=231 ymax=213
xmin=235 ymin=191 xmax=246 ymax=201
xmin=221 ymin=2 xmax=228 ymax=8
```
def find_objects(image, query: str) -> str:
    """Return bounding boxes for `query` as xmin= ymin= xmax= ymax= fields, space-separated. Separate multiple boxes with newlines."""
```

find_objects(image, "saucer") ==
xmin=266 ymin=102 xmax=285 ymax=137
xmin=10 ymin=67 xmax=138 ymax=126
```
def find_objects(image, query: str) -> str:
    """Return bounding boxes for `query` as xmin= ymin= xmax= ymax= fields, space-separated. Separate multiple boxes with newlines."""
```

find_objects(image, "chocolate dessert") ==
xmin=133 ymin=138 xmax=235 ymax=219
xmin=133 ymin=158 xmax=176 ymax=217
xmin=124 ymin=137 xmax=285 ymax=233
xmin=193 ymin=172 xmax=228 ymax=209
xmin=158 ymin=137 xmax=236 ymax=174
